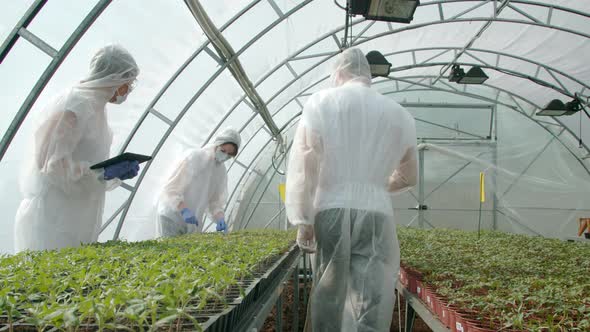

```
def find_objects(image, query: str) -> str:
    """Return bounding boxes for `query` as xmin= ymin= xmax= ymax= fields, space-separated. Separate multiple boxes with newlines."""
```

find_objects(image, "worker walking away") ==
xmin=155 ymin=128 xmax=241 ymax=237
xmin=285 ymin=48 xmax=418 ymax=331
xmin=15 ymin=45 xmax=141 ymax=253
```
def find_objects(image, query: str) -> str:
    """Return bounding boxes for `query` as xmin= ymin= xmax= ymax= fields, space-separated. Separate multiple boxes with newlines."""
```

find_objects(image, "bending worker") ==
xmin=155 ymin=128 xmax=241 ymax=237
xmin=15 ymin=45 xmax=141 ymax=253
xmin=285 ymin=48 xmax=418 ymax=331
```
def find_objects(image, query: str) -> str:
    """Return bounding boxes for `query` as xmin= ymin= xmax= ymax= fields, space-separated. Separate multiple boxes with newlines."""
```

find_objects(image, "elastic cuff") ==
xmin=290 ymin=219 xmax=313 ymax=226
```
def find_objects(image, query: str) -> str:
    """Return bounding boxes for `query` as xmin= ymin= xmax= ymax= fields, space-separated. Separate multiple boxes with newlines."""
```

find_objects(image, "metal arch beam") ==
xmin=257 ymin=50 xmax=590 ymax=163
xmin=244 ymin=39 xmax=590 ymax=180
xmin=238 ymin=66 xmax=590 ymax=186
xmin=184 ymin=0 xmax=282 ymax=143
xmin=117 ymin=0 xmax=263 ymax=155
xmin=0 ymin=0 xmax=47 ymax=62
xmin=261 ymin=68 xmax=590 ymax=179
xmin=379 ymin=77 xmax=590 ymax=175
xmin=423 ymin=0 xmax=590 ymax=19
xmin=252 ymin=31 xmax=590 ymax=163
xmin=0 ymin=0 xmax=112 ymax=162
xmin=392 ymin=60 xmax=576 ymax=102
xmin=125 ymin=0 xmax=589 ymax=182
xmin=349 ymin=16 xmax=590 ymax=50
xmin=431 ymin=0 xmax=511 ymax=85
xmin=177 ymin=0 xmax=590 ymax=162
xmin=109 ymin=1 xmax=312 ymax=239
xmin=255 ymin=21 xmax=590 ymax=132
xmin=381 ymin=47 xmax=590 ymax=94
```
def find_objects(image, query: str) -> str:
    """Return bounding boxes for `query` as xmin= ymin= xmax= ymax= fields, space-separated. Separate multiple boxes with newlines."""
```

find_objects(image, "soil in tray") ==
xmin=259 ymin=282 xmax=433 ymax=332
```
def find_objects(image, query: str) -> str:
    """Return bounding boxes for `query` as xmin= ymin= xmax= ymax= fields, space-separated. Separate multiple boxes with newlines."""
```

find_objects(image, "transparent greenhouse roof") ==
xmin=1 ymin=0 xmax=589 ymax=254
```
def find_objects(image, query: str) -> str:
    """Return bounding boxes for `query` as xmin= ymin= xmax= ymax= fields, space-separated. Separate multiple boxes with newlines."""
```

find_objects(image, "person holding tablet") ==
xmin=14 ymin=44 xmax=141 ymax=253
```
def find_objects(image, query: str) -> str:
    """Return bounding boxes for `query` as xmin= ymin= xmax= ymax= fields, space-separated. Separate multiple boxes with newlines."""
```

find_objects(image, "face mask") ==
xmin=111 ymin=91 xmax=128 ymax=104
xmin=215 ymin=149 xmax=230 ymax=163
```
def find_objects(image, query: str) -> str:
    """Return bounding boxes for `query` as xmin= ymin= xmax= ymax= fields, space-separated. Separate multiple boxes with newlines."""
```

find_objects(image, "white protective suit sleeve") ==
xmin=208 ymin=170 xmax=227 ymax=220
xmin=285 ymin=108 xmax=323 ymax=226
xmin=23 ymin=44 xmax=140 ymax=196
xmin=388 ymin=117 xmax=418 ymax=193
xmin=33 ymin=107 xmax=120 ymax=195
xmin=15 ymin=44 xmax=139 ymax=253
xmin=159 ymin=151 xmax=199 ymax=212
xmin=158 ymin=142 xmax=234 ymax=224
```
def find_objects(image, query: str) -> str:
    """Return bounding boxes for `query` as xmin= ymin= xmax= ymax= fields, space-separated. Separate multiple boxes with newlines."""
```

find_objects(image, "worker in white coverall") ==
xmin=285 ymin=48 xmax=418 ymax=331
xmin=14 ymin=45 xmax=141 ymax=253
xmin=155 ymin=128 xmax=241 ymax=237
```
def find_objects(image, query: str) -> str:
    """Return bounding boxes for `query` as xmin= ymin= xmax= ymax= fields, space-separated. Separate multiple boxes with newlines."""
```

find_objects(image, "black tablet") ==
xmin=90 ymin=152 xmax=152 ymax=170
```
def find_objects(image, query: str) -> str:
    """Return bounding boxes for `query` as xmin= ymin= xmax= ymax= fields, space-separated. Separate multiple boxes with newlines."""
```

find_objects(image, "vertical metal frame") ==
xmin=0 ymin=0 xmax=48 ymax=62
xmin=418 ymin=148 xmax=425 ymax=228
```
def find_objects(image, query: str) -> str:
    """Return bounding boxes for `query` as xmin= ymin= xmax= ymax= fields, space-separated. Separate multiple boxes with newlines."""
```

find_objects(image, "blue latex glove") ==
xmin=180 ymin=208 xmax=198 ymax=225
xmin=118 ymin=162 xmax=140 ymax=180
xmin=104 ymin=161 xmax=140 ymax=180
xmin=216 ymin=218 xmax=227 ymax=233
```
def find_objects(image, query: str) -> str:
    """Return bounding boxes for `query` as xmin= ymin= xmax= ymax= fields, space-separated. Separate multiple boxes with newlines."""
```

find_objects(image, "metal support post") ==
xmin=493 ymin=104 xmax=499 ymax=230
xmin=405 ymin=299 xmax=417 ymax=332
xmin=302 ymin=255 xmax=308 ymax=309
xmin=492 ymin=143 xmax=498 ymax=230
xmin=418 ymin=148 xmax=425 ymax=228
xmin=293 ymin=266 xmax=299 ymax=332
xmin=276 ymin=292 xmax=283 ymax=332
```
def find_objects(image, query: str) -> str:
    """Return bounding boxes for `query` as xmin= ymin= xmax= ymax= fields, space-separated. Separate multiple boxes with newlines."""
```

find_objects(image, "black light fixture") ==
xmin=537 ymin=98 xmax=581 ymax=116
xmin=366 ymin=50 xmax=392 ymax=77
xmin=457 ymin=66 xmax=489 ymax=84
xmin=350 ymin=0 xmax=420 ymax=23
xmin=447 ymin=65 xmax=488 ymax=84
xmin=448 ymin=65 xmax=465 ymax=83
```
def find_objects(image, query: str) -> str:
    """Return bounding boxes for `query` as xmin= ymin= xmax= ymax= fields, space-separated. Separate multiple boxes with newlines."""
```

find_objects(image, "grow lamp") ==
xmin=457 ymin=66 xmax=489 ymax=84
xmin=536 ymin=98 xmax=580 ymax=116
xmin=350 ymin=0 xmax=419 ymax=23
xmin=366 ymin=50 xmax=392 ymax=77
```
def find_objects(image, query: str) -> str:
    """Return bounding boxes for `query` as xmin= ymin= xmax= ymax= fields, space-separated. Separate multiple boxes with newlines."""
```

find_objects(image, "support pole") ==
xmin=293 ymin=266 xmax=299 ymax=332
xmin=418 ymin=148 xmax=425 ymax=228
xmin=276 ymin=293 xmax=283 ymax=332
xmin=492 ymin=143 xmax=498 ymax=230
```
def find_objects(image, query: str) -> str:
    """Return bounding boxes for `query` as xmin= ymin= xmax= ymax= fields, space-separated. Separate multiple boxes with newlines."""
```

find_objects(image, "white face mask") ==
xmin=110 ymin=91 xmax=128 ymax=104
xmin=215 ymin=149 xmax=230 ymax=163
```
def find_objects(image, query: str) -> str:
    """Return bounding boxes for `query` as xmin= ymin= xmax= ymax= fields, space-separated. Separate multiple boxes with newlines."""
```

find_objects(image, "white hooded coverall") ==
xmin=14 ymin=45 xmax=140 ymax=253
xmin=155 ymin=129 xmax=241 ymax=237
xmin=285 ymin=48 xmax=418 ymax=332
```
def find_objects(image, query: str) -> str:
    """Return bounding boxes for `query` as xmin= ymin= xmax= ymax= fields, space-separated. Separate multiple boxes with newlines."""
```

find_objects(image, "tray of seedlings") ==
xmin=397 ymin=227 xmax=590 ymax=332
xmin=0 ymin=229 xmax=298 ymax=331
